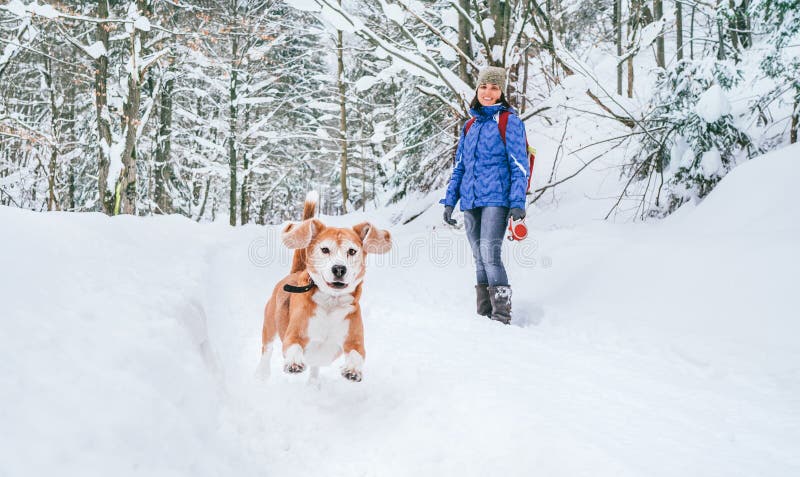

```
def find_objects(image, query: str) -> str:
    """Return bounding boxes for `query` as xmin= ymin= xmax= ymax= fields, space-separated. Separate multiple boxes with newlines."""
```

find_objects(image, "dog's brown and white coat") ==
xmin=258 ymin=193 xmax=391 ymax=382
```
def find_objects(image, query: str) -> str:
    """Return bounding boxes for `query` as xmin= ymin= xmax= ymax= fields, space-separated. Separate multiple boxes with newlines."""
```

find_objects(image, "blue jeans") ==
xmin=463 ymin=206 xmax=510 ymax=286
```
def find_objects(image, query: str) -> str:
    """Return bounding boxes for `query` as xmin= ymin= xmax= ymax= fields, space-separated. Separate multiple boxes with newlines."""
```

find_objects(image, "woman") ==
xmin=440 ymin=66 xmax=529 ymax=325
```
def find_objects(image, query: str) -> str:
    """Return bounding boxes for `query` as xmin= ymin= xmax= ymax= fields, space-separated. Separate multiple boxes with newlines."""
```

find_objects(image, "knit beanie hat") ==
xmin=477 ymin=66 xmax=507 ymax=89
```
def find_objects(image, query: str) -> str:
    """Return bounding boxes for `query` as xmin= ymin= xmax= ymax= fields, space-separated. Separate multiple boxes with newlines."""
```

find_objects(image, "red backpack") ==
xmin=464 ymin=111 xmax=536 ymax=192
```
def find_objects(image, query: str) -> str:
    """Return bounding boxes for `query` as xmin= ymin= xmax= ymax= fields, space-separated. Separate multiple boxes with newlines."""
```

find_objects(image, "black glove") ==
xmin=510 ymin=207 xmax=526 ymax=221
xmin=443 ymin=206 xmax=457 ymax=225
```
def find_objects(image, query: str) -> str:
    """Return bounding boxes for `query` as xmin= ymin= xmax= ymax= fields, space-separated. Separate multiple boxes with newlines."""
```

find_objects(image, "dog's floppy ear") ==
xmin=282 ymin=219 xmax=324 ymax=249
xmin=352 ymin=222 xmax=392 ymax=254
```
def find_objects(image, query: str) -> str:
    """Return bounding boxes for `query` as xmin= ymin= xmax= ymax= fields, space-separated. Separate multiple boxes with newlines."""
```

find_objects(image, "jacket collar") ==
xmin=469 ymin=103 xmax=513 ymax=122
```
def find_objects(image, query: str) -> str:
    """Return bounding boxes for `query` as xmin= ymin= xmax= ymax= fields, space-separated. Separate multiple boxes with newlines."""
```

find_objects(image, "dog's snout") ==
xmin=331 ymin=265 xmax=347 ymax=279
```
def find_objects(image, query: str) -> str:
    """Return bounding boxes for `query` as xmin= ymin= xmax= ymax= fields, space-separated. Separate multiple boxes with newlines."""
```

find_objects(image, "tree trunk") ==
xmin=65 ymin=87 xmax=76 ymax=210
xmin=47 ymin=151 xmax=58 ymax=211
xmin=258 ymin=198 xmax=269 ymax=225
xmin=521 ymin=45 xmax=529 ymax=113
xmin=742 ymin=0 xmax=753 ymax=48
xmin=615 ymin=0 xmax=622 ymax=95
xmin=487 ymin=0 xmax=508 ymax=65
xmin=115 ymin=0 xmax=153 ymax=215
xmin=654 ymin=0 xmax=664 ymax=67
xmin=95 ymin=0 xmax=112 ymax=214
xmin=791 ymin=97 xmax=799 ymax=144
xmin=155 ymin=76 xmax=173 ymax=214
xmin=240 ymin=150 xmax=249 ymax=224
xmin=44 ymin=55 xmax=59 ymax=211
xmin=457 ymin=0 xmax=474 ymax=88
xmin=627 ymin=0 xmax=640 ymax=98
xmin=336 ymin=7 xmax=349 ymax=214
xmin=116 ymin=25 xmax=143 ymax=215
xmin=228 ymin=36 xmax=238 ymax=225
xmin=361 ymin=137 xmax=366 ymax=212
xmin=717 ymin=5 xmax=726 ymax=61
xmin=240 ymin=109 xmax=250 ymax=225
xmin=690 ymin=4 xmax=696 ymax=60
xmin=117 ymin=71 xmax=140 ymax=215
xmin=676 ymin=0 xmax=684 ymax=61
xmin=68 ymin=165 xmax=76 ymax=211
xmin=731 ymin=0 xmax=751 ymax=49
xmin=389 ymin=78 xmax=399 ymax=170
xmin=727 ymin=0 xmax=740 ymax=53
xmin=197 ymin=176 xmax=211 ymax=221
xmin=239 ymin=106 xmax=250 ymax=225
xmin=507 ymin=35 xmax=521 ymax=108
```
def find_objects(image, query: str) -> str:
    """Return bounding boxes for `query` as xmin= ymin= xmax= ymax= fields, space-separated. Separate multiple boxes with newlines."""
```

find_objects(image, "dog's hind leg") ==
xmin=255 ymin=342 xmax=273 ymax=381
xmin=257 ymin=297 xmax=280 ymax=381
xmin=263 ymin=299 xmax=275 ymax=349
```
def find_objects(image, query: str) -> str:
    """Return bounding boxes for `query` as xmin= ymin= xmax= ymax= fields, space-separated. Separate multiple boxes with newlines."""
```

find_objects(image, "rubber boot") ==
xmin=475 ymin=284 xmax=491 ymax=317
xmin=488 ymin=285 xmax=512 ymax=325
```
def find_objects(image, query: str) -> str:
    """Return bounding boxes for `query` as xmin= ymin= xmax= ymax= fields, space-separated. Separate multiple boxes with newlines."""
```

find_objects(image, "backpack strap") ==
xmin=497 ymin=111 xmax=510 ymax=144
xmin=453 ymin=117 xmax=477 ymax=165
xmin=464 ymin=117 xmax=476 ymax=136
xmin=466 ymin=112 xmax=512 ymax=142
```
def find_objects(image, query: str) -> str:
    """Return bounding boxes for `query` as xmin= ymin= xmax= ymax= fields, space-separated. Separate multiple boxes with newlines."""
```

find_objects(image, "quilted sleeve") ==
xmin=504 ymin=114 xmax=529 ymax=210
xmin=440 ymin=123 xmax=468 ymax=207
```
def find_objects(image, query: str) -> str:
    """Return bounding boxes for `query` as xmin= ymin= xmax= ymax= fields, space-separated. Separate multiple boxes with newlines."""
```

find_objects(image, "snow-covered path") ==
xmin=2 ymin=146 xmax=799 ymax=476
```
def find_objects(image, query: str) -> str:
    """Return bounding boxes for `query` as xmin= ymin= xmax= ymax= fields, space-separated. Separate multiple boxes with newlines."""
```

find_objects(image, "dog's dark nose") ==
xmin=331 ymin=265 xmax=347 ymax=279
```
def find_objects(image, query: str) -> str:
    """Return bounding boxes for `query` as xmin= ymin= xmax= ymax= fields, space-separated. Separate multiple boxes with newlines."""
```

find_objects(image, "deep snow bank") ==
xmin=673 ymin=143 xmax=799 ymax=232
xmin=525 ymin=143 xmax=800 ymax=375
xmin=0 ymin=210 xmax=260 ymax=476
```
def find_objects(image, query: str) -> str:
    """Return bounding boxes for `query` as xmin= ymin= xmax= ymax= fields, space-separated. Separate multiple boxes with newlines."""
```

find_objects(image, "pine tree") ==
xmin=635 ymin=61 xmax=753 ymax=214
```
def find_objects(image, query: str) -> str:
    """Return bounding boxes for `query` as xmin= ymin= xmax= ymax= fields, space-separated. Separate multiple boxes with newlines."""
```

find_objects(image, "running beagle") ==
xmin=258 ymin=192 xmax=391 ymax=382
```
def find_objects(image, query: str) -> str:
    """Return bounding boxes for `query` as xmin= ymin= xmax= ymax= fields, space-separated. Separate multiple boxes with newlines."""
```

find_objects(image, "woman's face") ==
xmin=477 ymin=83 xmax=502 ymax=106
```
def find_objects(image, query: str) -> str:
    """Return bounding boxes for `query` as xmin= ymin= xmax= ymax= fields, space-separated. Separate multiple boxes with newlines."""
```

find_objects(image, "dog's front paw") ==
xmin=340 ymin=350 xmax=364 ymax=382
xmin=341 ymin=368 xmax=362 ymax=382
xmin=283 ymin=343 xmax=306 ymax=374
xmin=284 ymin=362 xmax=306 ymax=374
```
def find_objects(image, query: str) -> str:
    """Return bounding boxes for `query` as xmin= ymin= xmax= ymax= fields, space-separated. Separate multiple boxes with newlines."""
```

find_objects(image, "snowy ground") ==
xmin=2 ymin=145 xmax=799 ymax=477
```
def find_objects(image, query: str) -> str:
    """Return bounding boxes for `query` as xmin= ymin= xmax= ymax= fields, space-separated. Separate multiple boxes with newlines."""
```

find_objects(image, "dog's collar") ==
xmin=283 ymin=279 xmax=316 ymax=294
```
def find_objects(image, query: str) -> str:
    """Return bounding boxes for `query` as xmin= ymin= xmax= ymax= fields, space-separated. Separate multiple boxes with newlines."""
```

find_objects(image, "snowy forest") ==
xmin=1 ymin=0 xmax=797 ymax=224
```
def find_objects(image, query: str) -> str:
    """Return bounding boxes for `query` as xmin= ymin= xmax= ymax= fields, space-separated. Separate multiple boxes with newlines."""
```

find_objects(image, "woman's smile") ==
xmin=477 ymin=83 xmax=502 ymax=107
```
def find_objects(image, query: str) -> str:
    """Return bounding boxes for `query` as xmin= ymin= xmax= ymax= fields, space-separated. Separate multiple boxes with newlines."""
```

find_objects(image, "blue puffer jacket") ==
xmin=440 ymin=103 xmax=529 ymax=211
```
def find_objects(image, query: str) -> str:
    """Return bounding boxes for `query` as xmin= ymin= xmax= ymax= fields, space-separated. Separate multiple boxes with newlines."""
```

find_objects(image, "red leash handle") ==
xmin=507 ymin=217 xmax=528 ymax=241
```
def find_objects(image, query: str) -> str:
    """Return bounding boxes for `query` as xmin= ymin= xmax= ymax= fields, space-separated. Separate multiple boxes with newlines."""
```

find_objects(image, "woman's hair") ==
xmin=469 ymin=91 xmax=511 ymax=110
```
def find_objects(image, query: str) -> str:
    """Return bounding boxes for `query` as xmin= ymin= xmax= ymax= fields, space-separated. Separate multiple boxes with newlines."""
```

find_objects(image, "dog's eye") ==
xmin=347 ymin=248 xmax=357 ymax=256
xmin=321 ymin=247 xmax=330 ymax=254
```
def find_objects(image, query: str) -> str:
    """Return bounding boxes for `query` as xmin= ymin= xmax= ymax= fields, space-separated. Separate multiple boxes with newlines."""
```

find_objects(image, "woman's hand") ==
xmin=510 ymin=208 xmax=526 ymax=220
xmin=443 ymin=206 xmax=457 ymax=225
